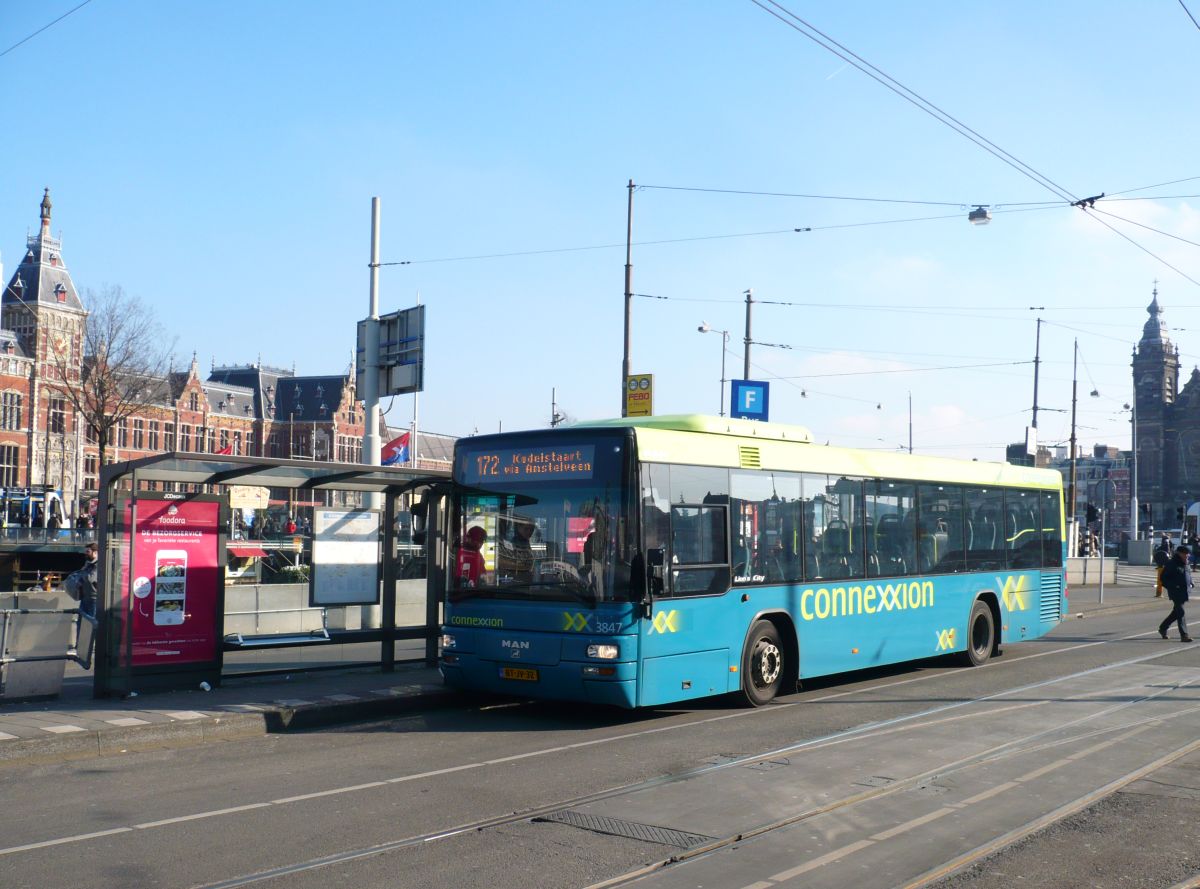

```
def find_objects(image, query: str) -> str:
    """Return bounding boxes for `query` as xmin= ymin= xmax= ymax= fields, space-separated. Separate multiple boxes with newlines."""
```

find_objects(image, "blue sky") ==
xmin=3 ymin=1 xmax=1199 ymax=460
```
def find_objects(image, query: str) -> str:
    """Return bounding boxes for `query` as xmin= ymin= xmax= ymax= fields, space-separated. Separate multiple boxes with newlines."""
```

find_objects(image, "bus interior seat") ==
xmin=822 ymin=525 xmax=854 ymax=578
xmin=873 ymin=513 xmax=908 ymax=576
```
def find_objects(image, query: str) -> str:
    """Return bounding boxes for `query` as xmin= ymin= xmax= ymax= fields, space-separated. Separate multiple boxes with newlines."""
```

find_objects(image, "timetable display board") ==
xmin=310 ymin=509 xmax=381 ymax=606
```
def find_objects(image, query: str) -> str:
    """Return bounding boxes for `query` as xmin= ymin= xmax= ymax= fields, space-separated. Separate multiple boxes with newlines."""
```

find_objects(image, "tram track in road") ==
xmin=587 ymin=694 xmax=1200 ymax=888
xmin=176 ymin=639 xmax=1200 ymax=889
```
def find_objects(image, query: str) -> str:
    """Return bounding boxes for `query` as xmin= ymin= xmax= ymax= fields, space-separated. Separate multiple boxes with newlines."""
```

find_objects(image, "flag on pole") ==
xmin=215 ymin=444 xmax=233 ymax=456
xmin=381 ymin=432 xmax=410 ymax=466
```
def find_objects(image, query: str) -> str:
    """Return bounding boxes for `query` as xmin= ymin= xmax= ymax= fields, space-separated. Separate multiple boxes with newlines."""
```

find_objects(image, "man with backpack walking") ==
xmin=1159 ymin=545 xmax=1194 ymax=642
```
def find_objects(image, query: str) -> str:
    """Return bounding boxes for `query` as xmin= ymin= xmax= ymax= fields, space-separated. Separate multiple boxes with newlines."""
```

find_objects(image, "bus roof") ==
xmin=573 ymin=414 xmax=1061 ymax=490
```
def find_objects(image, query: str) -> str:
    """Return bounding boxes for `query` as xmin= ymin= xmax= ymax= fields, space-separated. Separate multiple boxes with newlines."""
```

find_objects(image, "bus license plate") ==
xmin=500 ymin=666 xmax=539 ymax=682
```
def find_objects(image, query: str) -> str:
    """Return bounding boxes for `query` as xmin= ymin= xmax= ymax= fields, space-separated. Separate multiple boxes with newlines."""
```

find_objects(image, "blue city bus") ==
xmin=438 ymin=416 xmax=1066 ymax=708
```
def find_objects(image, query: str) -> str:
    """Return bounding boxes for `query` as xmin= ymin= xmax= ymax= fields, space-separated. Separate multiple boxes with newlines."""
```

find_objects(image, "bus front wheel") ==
xmin=741 ymin=619 xmax=784 ymax=706
xmin=959 ymin=599 xmax=994 ymax=667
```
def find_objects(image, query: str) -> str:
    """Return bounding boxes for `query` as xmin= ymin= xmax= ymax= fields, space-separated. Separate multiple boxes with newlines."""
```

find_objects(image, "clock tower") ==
xmin=1 ymin=189 xmax=86 ymax=506
xmin=1132 ymin=287 xmax=1180 ymax=523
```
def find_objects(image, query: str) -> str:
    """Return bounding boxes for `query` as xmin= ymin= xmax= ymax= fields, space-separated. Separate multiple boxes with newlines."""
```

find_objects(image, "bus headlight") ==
xmin=441 ymin=634 xmax=457 ymax=649
xmin=587 ymin=644 xmax=619 ymax=659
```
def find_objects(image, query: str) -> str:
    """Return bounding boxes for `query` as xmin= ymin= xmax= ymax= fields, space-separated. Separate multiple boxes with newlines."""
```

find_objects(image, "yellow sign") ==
xmin=935 ymin=627 xmax=957 ymax=651
xmin=562 ymin=612 xmax=590 ymax=632
xmin=1000 ymin=575 xmax=1030 ymax=611
xmin=228 ymin=485 xmax=270 ymax=509
xmin=625 ymin=374 xmax=653 ymax=417
xmin=650 ymin=609 xmax=680 ymax=634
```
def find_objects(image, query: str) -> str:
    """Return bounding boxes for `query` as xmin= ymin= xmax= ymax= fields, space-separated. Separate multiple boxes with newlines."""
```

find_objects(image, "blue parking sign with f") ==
xmin=730 ymin=380 xmax=769 ymax=421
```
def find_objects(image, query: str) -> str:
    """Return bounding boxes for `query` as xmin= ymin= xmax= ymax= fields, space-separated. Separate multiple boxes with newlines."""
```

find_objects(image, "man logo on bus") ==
xmin=999 ymin=575 xmax=1030 ymax=612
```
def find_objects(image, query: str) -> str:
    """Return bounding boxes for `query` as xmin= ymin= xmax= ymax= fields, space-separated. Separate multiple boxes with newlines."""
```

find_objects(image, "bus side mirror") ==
xmin=646 ymin=547 xmax=665 ymax=599
xmin=410 ymin=500 xmax=428 ymax=546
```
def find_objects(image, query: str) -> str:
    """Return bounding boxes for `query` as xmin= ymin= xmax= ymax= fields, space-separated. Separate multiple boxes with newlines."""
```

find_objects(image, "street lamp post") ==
xmin=1124 ymin=399 xmax=1138 ymax=540
xmin=1069 ymin=339 xmax=1079 ymax=528
xmin=697 ymin=322 xmax=730 ymax=416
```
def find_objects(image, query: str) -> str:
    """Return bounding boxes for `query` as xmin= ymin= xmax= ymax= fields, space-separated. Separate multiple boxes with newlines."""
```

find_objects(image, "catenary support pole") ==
xmin=743 ymin=289 xmax=753 ymax=380
xmin=364 ymin=198 xmax=382 ymax=509
xmin=622 ymin=180 xmax=634 ymax=416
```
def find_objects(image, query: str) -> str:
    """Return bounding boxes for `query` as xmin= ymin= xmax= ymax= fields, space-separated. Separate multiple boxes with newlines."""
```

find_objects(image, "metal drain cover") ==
xmin=534 ymin=810 xmax=716 ymax=849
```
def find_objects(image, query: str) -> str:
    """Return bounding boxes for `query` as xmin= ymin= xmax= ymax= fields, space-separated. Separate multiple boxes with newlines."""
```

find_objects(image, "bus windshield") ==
xmin=450 ymin=431 xmax=636 ymax=604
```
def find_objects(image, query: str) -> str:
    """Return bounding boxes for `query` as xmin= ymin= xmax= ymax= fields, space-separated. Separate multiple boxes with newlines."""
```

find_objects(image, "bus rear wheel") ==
xmin=959 ymin=599 xmax=994 ymax=667
xmin=741 ymin=619 xmax=784 ymax=706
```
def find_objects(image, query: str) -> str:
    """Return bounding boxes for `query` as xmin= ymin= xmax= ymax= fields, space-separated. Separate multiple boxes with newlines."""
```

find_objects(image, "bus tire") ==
xmin=741 ymin=619 xmax=784 ymax=706
xmin=959 ymin=599 xmax=994 ymax=667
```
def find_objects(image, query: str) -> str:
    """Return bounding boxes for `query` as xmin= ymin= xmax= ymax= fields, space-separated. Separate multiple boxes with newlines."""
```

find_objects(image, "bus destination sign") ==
xmin=462 ymin=446 xmax=596 ymax=484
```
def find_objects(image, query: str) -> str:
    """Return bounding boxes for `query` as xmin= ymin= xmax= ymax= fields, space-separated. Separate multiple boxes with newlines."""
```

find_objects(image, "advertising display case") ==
xmin=109 ymin=493 xmax=226 ymax=690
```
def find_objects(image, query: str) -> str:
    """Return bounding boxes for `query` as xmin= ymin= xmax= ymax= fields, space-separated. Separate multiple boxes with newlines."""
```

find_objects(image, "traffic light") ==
xmin=1141 ymin=503 xmax=1151 ymax=515
xmin=1178 ymin=506 xmax=1186 ymax=522
xmin=1086 ymin=504 xmax=1098 ymax=523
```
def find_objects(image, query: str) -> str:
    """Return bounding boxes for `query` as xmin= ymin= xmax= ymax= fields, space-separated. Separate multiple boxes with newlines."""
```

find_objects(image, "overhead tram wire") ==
xmin=637 ymin=184 xmax=967 ymax=207
xmin=1075 ymin=208 xmax=1200 ymax=288
xmin=1106 ymin=175 xmax=1200 ymax=196
xmin=372 ymin=166 xmax=1200 ymax=268
xmin=750 ymin=1 xmax=1200 ymax=289
xmin=775 ymin=360 xmax=1034 ymax=381
xmin=0 ymin=0 xmax=94 ymax=59
xmin=750 ymin=0 xmax=1079 ymax=205
xmin=1090 ymin=208 xmax=1200 ymax=250
xmin=1180 ymin=0 xmax=1200 ymax=32
xmin=374 ymin=204 xmax=1061 ymax=267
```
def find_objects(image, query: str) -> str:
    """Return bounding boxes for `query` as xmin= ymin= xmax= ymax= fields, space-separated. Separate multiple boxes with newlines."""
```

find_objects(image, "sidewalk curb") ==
xmin=259 ymin=684 xmax=461 ymax=732
xmin=0 ymin=684 xmax=462 ymax=768
xmin=1070 ymin=599 xmax=1165 ymax=620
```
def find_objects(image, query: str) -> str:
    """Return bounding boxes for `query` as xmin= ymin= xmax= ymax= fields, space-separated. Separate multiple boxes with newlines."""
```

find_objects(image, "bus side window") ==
xmin=1006 ymin=490 xmax=1042 ymax=569
xmin=668 ymin=504 xmax=729 ymax=596
xmin=1040 ymin=489 xmax=1063 ymax=568
xmin=730 ymin=471 xmax=801 ymax=584
xmin=964 ymin=487 xmax=1006 ymax=571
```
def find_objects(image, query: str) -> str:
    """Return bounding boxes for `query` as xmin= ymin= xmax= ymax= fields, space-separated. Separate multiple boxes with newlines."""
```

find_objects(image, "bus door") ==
xmin=638 ymin=498 xmax=732 ymax=705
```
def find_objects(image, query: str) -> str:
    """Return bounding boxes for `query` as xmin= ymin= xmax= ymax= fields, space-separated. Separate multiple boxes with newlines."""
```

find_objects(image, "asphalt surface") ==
xmin=0 ymin=572 xmax=1162 ymax=768
xmin=1 ymin=569 xmax=1195 ymax=889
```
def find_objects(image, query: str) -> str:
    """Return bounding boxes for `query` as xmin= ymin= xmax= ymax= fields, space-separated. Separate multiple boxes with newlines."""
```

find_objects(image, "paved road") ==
xmin=3 ymin=602 xmax=1200 ymax=889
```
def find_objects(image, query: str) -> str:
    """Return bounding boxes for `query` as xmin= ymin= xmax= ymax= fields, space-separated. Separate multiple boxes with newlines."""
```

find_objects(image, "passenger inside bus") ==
xmin=498 ymin=516 xmax=537 ymax=582
xmin=456 ymin=525 xmax=488 ymax=587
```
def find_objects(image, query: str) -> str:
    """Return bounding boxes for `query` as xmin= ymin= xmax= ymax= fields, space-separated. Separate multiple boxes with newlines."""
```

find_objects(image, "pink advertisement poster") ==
xmin=121 ymin=498 xmax=221 ymax=667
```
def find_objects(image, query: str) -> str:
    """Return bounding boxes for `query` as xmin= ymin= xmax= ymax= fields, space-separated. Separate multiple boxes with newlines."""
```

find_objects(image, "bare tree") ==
xmin=44 ymin=285 xmax=176 ymax=469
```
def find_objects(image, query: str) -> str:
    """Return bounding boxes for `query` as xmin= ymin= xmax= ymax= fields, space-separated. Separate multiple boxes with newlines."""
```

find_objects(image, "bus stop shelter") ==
xmin=93 ymin=453 xmax=448 ymax=698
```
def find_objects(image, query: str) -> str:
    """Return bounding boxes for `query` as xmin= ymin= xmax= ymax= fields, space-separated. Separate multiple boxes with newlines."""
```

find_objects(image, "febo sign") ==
xmin=121 ymin=497 xmax=222 ymax=667
xmin=625 ymin=374 xmax=653 ymax=417
xmin=731 ymin=379 xmax=770 ymax=421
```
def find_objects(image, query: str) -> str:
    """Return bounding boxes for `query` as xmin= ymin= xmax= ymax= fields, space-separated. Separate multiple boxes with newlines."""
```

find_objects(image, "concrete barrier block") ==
xmin=223 ymin=614 xmax=258 ymax=636
xmin=223 ymin=586 xmax=258 ymax=613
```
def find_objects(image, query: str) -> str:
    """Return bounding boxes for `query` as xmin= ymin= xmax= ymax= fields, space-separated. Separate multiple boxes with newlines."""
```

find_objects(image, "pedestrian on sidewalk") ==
xmin=66 ymin=542 xmax=99 ymax=619
xmin=1158 ymin=545 xmax=1193 ymax=642
xmin=1154 ymin=535 xmax=1172 ymax=597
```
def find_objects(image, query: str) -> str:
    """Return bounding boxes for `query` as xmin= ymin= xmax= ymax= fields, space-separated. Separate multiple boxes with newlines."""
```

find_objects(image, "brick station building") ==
xmin=2 ymin=190 xmax=451 ymax=520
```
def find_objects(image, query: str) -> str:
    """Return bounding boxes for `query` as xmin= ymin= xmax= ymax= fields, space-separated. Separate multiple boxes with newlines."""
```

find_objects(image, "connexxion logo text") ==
xmin=798 ymin=580 xmax=935 ymax=622
xmin=449 ymin=616 xmax=504 ymax=628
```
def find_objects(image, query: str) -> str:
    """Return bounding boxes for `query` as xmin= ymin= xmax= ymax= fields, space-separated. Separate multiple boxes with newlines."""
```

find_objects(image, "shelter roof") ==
xmin=100 ymin=453 xmax=448 ymax=493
